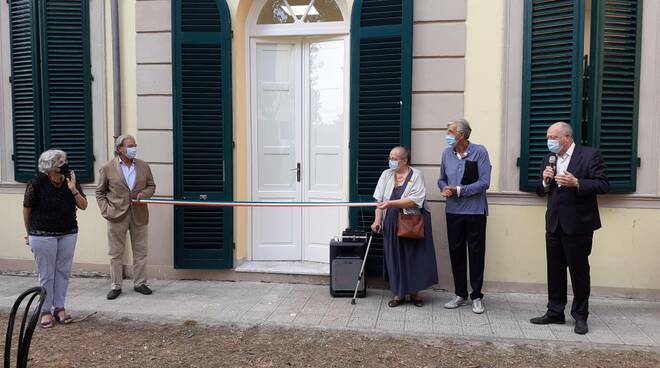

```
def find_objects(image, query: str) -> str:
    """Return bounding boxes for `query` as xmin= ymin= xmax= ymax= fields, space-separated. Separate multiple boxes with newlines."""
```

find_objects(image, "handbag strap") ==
xmin=397 ymin=169 xmax=415 ymax=214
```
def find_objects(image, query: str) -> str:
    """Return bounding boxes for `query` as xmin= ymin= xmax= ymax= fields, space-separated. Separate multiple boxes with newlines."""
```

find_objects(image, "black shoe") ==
xmin=134 ymin=284 xmax=153 ymax=295
xmin=574 ymin=319 xmax=588 ymax=335
xmin=530 ymin=314 xmax=565 ymax=325
xmin=107 ymin=289 xmax=122 ymax=300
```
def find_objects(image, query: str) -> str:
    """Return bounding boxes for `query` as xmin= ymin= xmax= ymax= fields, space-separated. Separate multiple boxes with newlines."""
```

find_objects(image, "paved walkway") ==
xmin=1 ymin=275 xmax=659 ymax=348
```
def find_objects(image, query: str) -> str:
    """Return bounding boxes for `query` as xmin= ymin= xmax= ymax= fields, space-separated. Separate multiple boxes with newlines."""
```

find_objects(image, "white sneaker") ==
xmin=472 ymin=298 xmax=485 ymax=314
xmin=443 ymin=296 xmax=468 ymax=309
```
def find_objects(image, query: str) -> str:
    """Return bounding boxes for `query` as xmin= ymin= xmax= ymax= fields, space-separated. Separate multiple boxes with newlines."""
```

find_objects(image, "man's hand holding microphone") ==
xmin=543 ymin=155 xmax=579 ymax=189
xmin=543 ymin=155 xmax=557 ymax=185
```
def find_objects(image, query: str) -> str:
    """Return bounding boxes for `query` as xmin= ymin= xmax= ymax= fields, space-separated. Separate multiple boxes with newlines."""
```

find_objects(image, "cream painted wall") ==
xmin=464 ymin=0 xmax=505 ymax=192
xmin=0 ymin=195 xmax=109 ymax=264
xmin=104 ymin=0 xmax=115 ymax=155
xmin=102 ymin=0 xmax=137 ymax=153
xmin=486 ymin=205 xmax=660 ymax=291
xmin=120 ymin=0 xmax=138 ymax=137
xmin=230 ymin=0 xmax=251 ymax=262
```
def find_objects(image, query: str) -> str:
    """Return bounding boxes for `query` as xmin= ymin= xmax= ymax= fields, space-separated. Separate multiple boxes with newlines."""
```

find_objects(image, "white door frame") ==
xmin=245 ymin=0 xmax=351 ymax=263
xmin=246 ymin=35 xmax=350 ymax=262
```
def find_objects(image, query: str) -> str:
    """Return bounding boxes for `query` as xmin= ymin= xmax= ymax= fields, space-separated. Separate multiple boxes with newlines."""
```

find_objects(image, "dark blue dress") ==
xmin=383 ymin=185 xmax=439 ymax=297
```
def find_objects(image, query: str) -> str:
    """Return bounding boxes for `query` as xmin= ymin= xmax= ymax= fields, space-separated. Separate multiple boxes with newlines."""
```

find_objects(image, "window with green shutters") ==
xmin=587 ymin=0 xmax=642 ymax=192
xmin=8 ymin=0 xmax=93 ymax=183
xmin=173 ymin=0 xmax=233 ymax=269
xmin=349 ymin=0 xmax=413 ymax=276
xmin=520 ymin=0 xmax=642 ymax=192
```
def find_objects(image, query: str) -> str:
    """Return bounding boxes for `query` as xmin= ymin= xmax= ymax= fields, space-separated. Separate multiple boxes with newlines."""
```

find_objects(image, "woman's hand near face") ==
xmin=67 ymin=170 xmax=77 ymax=192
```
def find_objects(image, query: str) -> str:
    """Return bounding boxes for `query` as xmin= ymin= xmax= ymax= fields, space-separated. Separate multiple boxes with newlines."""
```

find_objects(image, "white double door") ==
xmin=250 ymin=37 xmax=348 ymax=263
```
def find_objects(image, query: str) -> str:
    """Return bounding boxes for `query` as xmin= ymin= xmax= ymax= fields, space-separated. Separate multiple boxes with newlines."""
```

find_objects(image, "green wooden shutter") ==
xmin=588 ymin=0 xmax=641 ymax=192
xmin=349 ymin=0 xmax=413 ymax=275
xmin=8 ymin=0 xmax=43 ymax=182
xmin=173 ymin=0 xmax=233 ymax=269
xmin=40 ymin=0 xmax=94 ymax=183
xmin=8 ymin=0 xmax=92 ymax=183
xmin=520 ymin=0 xmax=584 ymax=191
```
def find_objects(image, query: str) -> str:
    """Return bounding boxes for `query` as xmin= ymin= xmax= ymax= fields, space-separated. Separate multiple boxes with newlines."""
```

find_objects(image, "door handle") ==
xmin=296 ymin=162 xmax=301 ymax=182
xmin=290 ymin=162 xmax=301 ymax=182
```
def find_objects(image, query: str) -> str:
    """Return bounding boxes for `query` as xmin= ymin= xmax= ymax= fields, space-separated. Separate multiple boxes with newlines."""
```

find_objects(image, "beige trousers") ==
xmin=107 ymin=211 xmax=148 ymax=290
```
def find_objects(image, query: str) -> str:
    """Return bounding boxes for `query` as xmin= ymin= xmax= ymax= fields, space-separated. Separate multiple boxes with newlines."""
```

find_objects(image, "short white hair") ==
xmin=449 ymin=119 xmax=472 ymax=139
xmin=115 ymin=134 xmax=136 ymax=151
xmin=551 ymin=121 xmax=573 ymax=138
xmin=38 ymin=149 xmax=67 ymax=174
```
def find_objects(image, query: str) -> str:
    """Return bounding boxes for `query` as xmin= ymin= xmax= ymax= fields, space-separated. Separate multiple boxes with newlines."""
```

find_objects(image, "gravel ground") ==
xmin=2 ymin=314 xmax=659 ymax=368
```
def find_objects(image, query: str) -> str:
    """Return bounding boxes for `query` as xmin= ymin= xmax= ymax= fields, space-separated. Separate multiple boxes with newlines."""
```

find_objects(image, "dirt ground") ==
xmin=2 ymin=314 xmax=659 ymax=368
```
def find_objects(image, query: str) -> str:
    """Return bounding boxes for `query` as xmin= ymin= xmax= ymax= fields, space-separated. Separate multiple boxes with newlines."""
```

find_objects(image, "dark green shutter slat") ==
xmin=588 ymin=0 xmax=641 ymax=192
xmin=349 ymin=0 xmax=413 ymax=276
xmin=8 ymin=0 xmax=42 ymax=182
xmin=41 ymin=0 xmax=94 ymax=183
xmin=173 ymin=0 xmax=233 ymax=269
xmin=520 ymin=0 xmax=584 ymax=191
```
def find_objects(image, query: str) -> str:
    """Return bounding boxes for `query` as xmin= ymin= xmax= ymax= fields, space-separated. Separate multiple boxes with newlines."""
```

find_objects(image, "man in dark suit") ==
xmin=530 ymin=122 xmax=609 ymax=335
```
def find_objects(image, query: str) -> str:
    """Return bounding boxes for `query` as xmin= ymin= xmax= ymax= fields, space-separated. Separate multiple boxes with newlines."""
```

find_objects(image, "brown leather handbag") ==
xmin=397 ymin=210 xmax=425 ymax=239
xmin=396 ymin=170 xmax=425 ymax=239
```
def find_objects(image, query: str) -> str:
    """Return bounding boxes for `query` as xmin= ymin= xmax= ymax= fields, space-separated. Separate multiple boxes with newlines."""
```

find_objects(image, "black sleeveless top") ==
xmin=23 ymin=173 xmax=85 ymax=236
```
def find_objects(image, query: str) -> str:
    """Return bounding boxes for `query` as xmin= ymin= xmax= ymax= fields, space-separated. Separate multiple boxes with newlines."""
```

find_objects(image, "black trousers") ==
xmin=446 ymin=213 xmax=487 ymax=300
xmin=546 ymin=224 xmax=593 ymax=321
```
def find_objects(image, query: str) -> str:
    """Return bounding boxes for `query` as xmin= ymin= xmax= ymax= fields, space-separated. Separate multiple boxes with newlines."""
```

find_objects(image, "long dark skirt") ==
xmin=383 ymin=188 xmax=439 ymax=297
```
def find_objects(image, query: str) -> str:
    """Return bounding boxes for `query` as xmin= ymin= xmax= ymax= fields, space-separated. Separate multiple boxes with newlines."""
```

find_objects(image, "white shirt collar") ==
xmin=561 ymin=142 xmax=576 ymax=160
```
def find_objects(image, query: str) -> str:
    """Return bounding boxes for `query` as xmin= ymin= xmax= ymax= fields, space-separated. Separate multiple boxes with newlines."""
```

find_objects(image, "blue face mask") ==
xmin=446 ymin=135 xmax=457 ymax=147
xmin=388 ymin=160 xmax=399 ymax=170
xmin=547 ymin=139 xmax=561 ymax=154
xmin=126 ymin=147 xmax=138 ymax=159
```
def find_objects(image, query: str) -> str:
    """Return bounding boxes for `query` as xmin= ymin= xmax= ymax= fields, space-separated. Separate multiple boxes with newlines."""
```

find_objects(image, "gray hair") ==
xmin=551 ymin=121 xmax=573 ymax=138
xmin=449 ymin=119 xmax=472 ymax=140
xmin=115 ymin=134 xmax=136 ymax=152
xmin=38 ymin=149 xmax=67 ymax=174
xmin=392 ymin=145 xmax=410 ymax=163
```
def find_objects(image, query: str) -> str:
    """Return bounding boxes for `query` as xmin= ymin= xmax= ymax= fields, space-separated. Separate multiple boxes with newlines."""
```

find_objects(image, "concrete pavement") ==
xmin=1 ymin=275 xmax=659 ymax=348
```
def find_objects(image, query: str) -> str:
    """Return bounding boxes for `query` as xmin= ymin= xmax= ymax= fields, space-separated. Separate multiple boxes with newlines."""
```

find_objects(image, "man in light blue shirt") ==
xmin=438 ymin=119 xmax=491 ymax=314
xmin=119 ymin=157 xmax=136 ymax=191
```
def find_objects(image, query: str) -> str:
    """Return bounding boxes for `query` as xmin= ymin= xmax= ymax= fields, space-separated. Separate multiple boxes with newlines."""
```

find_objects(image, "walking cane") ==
xmin=351 ymin=232 xmax=373 ymax=305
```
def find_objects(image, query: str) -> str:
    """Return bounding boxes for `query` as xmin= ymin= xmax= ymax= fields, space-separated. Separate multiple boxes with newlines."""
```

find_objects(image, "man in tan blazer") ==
xmin=96 ymin=135 xmax=156 ymax=300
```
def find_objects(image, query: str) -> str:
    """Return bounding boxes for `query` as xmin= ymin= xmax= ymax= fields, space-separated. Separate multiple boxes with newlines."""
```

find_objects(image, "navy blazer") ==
xmin=536 ymin=145 xmax=610 ymax=235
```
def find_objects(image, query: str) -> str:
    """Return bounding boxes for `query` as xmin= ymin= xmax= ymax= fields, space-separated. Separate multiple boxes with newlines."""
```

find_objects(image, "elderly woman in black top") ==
xmin=23 ymin=149 xmax=87 ymax=328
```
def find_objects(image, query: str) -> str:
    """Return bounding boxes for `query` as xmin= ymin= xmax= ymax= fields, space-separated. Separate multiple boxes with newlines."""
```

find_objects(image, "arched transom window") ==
xmin=258 ymin=0 xmax=343 ymax=24
xmin=249 ymin=0 xmax=348 ymax=36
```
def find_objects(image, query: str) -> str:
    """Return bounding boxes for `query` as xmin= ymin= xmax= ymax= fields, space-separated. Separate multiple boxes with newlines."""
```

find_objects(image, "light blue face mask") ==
xmin=446 ymin=135 xmax=457 ymax=147
xmin=126 ymin=147 xmax=138 ymax=159
xmin=388 ymin=160 xmax=399 ymax=170
xmin=547 ymin=139 xmax=561 ymax=154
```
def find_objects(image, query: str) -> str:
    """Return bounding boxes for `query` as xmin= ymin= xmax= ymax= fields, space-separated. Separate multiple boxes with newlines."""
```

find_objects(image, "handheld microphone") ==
xmin=548 ymin=155 xmax=556 ymax=170
xmin=546 ymin=155 xmax=557 ymax=185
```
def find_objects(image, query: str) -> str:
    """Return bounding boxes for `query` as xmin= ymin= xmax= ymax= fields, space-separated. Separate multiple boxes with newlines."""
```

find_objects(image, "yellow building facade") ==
xmin=0 ymin=0 xmax=658 ymax=298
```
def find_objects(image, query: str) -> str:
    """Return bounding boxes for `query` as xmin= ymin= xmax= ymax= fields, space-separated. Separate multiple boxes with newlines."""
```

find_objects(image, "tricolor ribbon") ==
xmin=132 ymin=198 xmax=379 ymax=208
